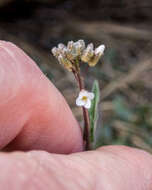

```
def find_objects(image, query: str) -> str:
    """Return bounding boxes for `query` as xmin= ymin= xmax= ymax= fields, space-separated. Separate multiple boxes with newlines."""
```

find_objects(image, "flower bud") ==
xmin=88 ymin=55 xmax=100 ymax=67
xmin=74 ymin=40 xmax=85 ymax=57
xmin=58 ymin=43 xmax=65 ymax=50
xmin=78 ymin=40 xmax=85 ymax=50
xmin=51 ymin=47 xmax=59 ymax=58
xmin=58 ymin=55 xmax=73 ymax=71
xmin=81 ymin=43 xmax=94 ymax=63
xmin=74 ymin=43 xmax=82 ymax=56
xmin=95 ymin=45 xmax=105 ymax=56
xmin=67 ymin=41 xmax=74 ymax=50
xmin=66 ymin=49 xmax=75 ymax=61
xmin=88 ymin=44 xmax=105 ymax=66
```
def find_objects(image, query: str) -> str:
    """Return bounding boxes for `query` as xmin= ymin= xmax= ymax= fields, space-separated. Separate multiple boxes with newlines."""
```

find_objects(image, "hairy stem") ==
xmin=72 ymin=67 xmax=91 ymax=150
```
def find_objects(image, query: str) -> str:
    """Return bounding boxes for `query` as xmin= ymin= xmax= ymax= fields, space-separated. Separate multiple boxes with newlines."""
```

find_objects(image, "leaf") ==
xmin=89 ymin=80 xmax=100 ymax=142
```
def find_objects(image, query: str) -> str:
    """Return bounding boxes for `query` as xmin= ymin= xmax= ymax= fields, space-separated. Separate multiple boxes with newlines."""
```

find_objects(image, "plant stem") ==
xmin=82 ymin=106 xmax=91 ymax=150
xmin=72 ymin=68 xmax=91 ymax=150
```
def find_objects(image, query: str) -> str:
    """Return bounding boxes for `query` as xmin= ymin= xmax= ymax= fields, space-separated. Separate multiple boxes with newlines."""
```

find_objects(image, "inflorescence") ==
xmin=51 ymin=40 xmax=105 ymax=71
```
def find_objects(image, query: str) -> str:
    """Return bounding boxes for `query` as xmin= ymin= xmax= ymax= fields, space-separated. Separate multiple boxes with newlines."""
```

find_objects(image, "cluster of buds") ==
xmin=51 ymin=40 xmax=105 ymax=71
xmin=81 ymin=43 xmax=105 ymax=67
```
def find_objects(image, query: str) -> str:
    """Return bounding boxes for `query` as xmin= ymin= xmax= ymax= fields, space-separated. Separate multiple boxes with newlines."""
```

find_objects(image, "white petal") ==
xmin=88 ymin=92 xmax=94 ymax=99
xmin=95 ymin=45 xmax=105 ymax=55
xmin=76 ymin=98 xmax=85 ymax=107
xmin=78 ymin=90 xmax=88 ymax=99
xmin=84 ymin=99 xmax=91 ymax=109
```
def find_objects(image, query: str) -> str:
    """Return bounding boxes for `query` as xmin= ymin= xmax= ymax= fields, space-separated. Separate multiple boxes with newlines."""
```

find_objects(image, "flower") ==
xmin=76 ymin=90 xmax=94 ymax=109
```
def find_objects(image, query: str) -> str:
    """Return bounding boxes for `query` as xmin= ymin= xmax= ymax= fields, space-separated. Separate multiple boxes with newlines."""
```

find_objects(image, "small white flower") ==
xmin=76 ymin=90 xmax=94 ymax=109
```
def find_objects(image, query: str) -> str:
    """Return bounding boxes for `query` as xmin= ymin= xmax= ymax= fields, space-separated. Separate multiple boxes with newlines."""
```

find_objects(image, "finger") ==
xmin=0 ymin=41 xmax=83 ymax=153
xmin=0 ymin=146 xmax=152 ymax=190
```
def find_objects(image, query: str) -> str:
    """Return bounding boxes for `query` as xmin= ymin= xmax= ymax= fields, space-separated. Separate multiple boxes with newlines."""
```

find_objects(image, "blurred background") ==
xmin=1 ymin=0 xmax=152 ymax=152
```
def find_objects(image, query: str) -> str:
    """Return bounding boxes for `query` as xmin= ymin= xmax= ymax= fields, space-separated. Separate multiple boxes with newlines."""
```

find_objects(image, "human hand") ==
xmin=0 ymin=41 xmax=152 ymax=190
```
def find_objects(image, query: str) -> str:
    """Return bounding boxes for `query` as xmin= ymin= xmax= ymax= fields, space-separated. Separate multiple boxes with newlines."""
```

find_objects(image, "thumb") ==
xmin=0 ymin=146 xmax=152 ymax=189
xmin=0 ymin=41 xmax=83 ymax=154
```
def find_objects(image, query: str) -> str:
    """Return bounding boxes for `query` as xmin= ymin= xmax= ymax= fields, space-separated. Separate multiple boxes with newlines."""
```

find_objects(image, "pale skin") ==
xmin=0 ymin=41 xmax=152 ymax=190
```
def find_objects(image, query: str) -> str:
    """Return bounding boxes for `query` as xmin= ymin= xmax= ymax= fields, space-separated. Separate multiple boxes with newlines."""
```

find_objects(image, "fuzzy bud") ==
xmin=74 ymin=40 xmax=85 ymax=57
xmin=58 ymin=55 xmax=73 ymax=71
xmin=51 ymin=47 xmax=60 ymax=58
xmin=88 ymin=44 xmax=105 ymax=67
xmin=67 ymin=41 xmax=74 ymax=50
xmin=95 ymin=45 xmax=105 ymax=56
xmin=81 ymin=43 xmax=94 ymax=63
xmin=58 ymin=43 xmax=65 ymax=50
xmin=78 ymin=40 xmax=85 ymax=50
